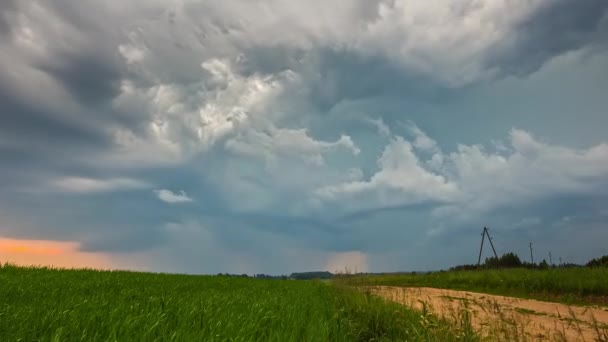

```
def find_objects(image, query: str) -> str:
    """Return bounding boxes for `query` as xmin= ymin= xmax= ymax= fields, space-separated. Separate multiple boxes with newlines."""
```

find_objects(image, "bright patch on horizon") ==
xmin=0 ymin=237 xmax=112 ymax=269
xmin=325 ymin=251 xmax=368 ymax=274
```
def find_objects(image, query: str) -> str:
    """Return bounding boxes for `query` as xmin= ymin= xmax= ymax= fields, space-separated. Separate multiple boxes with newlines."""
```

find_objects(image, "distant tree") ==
xmin=484 ymin=252 xmax=523 ymax=269
xmin=586 ymin=255 xmax=608 ymax=267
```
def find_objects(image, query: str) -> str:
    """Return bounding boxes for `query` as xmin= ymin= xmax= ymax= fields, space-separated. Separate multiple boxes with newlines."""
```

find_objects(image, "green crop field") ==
xmin=339 ymin=267 xmax=608 ymax=306
xmin=0 ymin=263 xmax=476 ymax=341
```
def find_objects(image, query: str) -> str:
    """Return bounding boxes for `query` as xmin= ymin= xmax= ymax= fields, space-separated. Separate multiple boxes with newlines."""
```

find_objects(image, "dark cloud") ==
xmin=0 ymin=93 xmax=108 ymax=148
xmin=310 ymin=49 xmax=448 ymax=112
xmin=487 ymin=0 xmax=608 ymax=76
xmin=231 ymin=42 xmax=432 ymax=108
xmin=0 ymin=2 xmax=127 ymax=105
xmin=0 ymin=189 xmax=171 ymax=248
xmin=484 ymin=193 xmax=608 ymax=231
xmin=0 ymin=1 xmax=131 ymax=179
xmin=0 ymin=0 xmax=17 ymax=35
xmin=0 ymin=0 xmax=607 ymax=274
xmin=79 ymin=226 xmax=169 ymax=253
xmin=0 ymin=75 xmax=117 ymax=190
xmin=337 ymin=202 xmax=440 ymax=223
xmin=36 ymin=52 xmax=124 ymax=104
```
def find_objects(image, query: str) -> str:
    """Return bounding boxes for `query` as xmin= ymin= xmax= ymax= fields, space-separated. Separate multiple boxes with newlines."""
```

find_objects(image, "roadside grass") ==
xmin=0 ymin=263 xmax=476 ymax=341
xmin=336 ymin=268 xmax=608 ymax=306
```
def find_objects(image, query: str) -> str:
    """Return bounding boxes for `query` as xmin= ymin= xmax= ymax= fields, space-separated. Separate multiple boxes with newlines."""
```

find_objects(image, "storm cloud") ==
xmin=1 ymin=1 xmax=607 ymax=274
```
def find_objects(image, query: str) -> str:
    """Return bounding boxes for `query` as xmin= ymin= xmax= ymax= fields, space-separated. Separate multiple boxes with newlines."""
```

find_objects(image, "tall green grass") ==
xmin=339 ymin=268 xmax=608 ymax=306
xmin=0 ymin=264 xmax=474 ymax=341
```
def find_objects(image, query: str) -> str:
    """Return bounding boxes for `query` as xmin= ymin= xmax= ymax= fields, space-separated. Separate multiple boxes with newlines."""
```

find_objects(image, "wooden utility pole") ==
xmin=477 ymin=227 xmax=498 ymax=265
xmin=549 ymin=252 xmax=553 ymax=266
xmin=477 ymin=228 xmax=486 ymax=266
xmin=487 ymin=228 xmax=498 ymax=259
xmin=529 ymin=242 xmax=534 ymax=264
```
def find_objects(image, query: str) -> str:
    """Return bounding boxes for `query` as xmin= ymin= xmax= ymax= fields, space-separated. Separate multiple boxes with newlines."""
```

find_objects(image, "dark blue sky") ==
xmin=1 ymin=0 xmax=607 ymax=274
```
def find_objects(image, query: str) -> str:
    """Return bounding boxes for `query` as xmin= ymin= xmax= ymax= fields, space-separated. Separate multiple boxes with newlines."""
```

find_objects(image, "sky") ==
xmin=1 ymin=0 xmax=608 ymax=274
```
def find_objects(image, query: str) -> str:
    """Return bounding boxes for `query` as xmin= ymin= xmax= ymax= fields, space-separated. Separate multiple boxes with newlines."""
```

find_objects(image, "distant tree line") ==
xmin=289 ymin=271 xmax=333 ymax=280
xmin=586 ymin=255 xmax=608 ymax=267
xmin=254 ymin=274 xmax=288 ymax=280
xmin=214 ymin=272 xmax=335 ymax=280
xmin=214 ymin=254 xmax=608 ymax=278
xmin=214 ymin=273 xmax=289 ymax=279
xmin=450 ymin=253 xmax=608 ymax=271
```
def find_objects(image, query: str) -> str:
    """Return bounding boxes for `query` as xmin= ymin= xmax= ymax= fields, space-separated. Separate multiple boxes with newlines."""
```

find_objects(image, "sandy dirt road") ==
xmin=369 ymin=286 xmax=608 ymax=341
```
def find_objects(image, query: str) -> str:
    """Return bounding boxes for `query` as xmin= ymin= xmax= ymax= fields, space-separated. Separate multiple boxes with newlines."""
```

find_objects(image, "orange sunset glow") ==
xmin=0 ymin=237 xmax=113 ymax=269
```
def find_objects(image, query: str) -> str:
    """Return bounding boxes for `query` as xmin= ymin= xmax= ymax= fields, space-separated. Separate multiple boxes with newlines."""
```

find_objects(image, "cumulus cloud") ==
xmin=438 ymin=129 xmax=608 ymax=219
xmin=315 ymin=127 xmax=608 ymax=221
xmin=2 ymin=0 xmax=605 ymax=172
xmin=315 ymin=136 xmax=457 ymax=210
xmin=225 ymin=125 xmax=360 ymax=167
xmin=154 ymin=189 xmax=193 ymax=204
xmin=157 ymin=0 xmax=606 ymax=86
xmin=109 ymin=58 xmax=300 ymax=165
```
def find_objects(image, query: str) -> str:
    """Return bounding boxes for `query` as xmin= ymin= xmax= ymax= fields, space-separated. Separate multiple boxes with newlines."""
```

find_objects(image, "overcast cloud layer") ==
xmin=1 ymin=0 xmax=608 ymax=274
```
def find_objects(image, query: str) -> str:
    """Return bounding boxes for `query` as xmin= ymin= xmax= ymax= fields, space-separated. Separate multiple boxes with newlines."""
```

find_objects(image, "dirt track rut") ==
xmin=369 ymin=286 xmax=608 ymax=341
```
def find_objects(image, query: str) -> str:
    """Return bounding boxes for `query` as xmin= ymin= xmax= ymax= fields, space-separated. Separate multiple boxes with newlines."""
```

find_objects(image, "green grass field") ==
xmin=338 ymin=267 xmax=608 ymax=306
xmin=0 ymin=263 xmax=476 ymax=341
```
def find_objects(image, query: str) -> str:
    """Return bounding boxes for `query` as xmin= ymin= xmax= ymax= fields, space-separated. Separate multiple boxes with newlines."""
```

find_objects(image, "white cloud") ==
xmin=166 ymin=0 xmax=551 ymax=86
xmin=315 ymin=127 xmax=608 ymax=219
xmin=157 ymin=0 xmax=547 ymax=86
xmin=110 ymin=58 xmax=300 ymax=166
xmin=225 ymin=125 xmax=360 ymax=167
xmin=366 ymin=117 xmax=391 ymax=138
xmin=154 ymin=189 xmax=193 ymax=204
xmin=118 ymin=44 xmax=145 ymax=64
xmin=402 ymin=121 xmax=440 ymax=154
xmin=441 ymin=129 xmax=608 ymax=217
xmin=51 ymin=177 xmax=149 ymax=193
xmin=4 ymin=0 xmax=592 ymax=173
xmin=315 ymin=136 xmax=458 ymax=210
